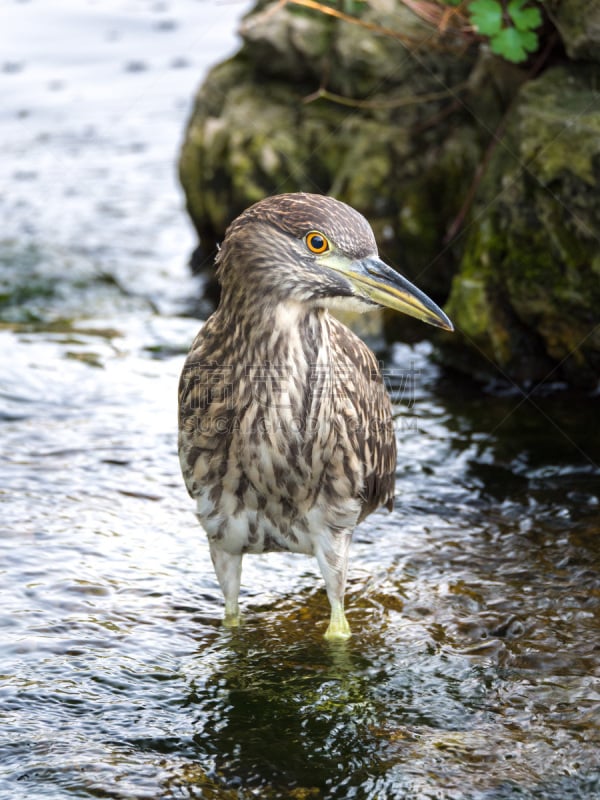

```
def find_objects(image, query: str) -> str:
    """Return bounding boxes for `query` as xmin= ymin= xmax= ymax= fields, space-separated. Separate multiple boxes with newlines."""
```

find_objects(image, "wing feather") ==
xmin=328 ymin=316 xmax=396 ymax=521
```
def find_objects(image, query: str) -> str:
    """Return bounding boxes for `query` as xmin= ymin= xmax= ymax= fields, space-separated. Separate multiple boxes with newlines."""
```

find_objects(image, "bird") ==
xmin=178 ymin=193 xmax=453 ymax=639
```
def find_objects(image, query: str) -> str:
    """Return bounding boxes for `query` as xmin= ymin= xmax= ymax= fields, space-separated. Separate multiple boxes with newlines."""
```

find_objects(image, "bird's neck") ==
xmin=213 ymin=297 xmax=328 ymax=369
xmin=272 ymin=299 xmax=317 ymax=334
xmin=207 ymin=299 xmax=334 ymax=432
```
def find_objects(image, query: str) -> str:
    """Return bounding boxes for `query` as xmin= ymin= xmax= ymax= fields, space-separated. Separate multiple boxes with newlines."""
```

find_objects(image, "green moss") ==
xmin=0 ymin=281 xmax=55 ymax=309
xmin=446 ymin=276 xmax=491 ymax=340
xmin=519 ymin=66 xmax=600 ymax=186
xmin=444 ymin=64 xmax=600 ymax=386
xmin=548 ymin=0 xmax=600 ymax=62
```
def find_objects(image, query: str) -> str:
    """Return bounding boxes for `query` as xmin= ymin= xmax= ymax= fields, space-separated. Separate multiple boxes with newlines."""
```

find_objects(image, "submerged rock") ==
xmin=445 ymin=65 xmax=600 ymax=388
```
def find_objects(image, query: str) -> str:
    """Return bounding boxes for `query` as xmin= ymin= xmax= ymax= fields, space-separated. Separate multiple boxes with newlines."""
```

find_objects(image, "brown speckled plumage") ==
xmin=178 ymin=193 xmax=450 ymax=638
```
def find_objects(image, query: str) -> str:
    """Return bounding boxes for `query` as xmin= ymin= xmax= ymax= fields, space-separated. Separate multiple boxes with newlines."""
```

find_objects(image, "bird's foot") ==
xmin=223 ymin=600 xmax=241 ymax=628
xmin=324 ymin=605 xmax=351 ymax=640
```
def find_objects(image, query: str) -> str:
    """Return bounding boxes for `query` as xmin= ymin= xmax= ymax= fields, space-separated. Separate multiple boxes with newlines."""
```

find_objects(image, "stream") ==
xmin=1 ymin=2 xmax=599 ymax=799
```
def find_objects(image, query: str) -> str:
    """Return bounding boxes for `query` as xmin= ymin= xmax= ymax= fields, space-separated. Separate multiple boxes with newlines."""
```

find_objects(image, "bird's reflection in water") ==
xmin=186 ymin=609 xmax=383 ymax=797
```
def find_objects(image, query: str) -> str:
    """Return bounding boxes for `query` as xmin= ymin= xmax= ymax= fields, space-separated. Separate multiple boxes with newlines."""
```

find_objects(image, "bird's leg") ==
xmin=209 ymin=545 xmax=243 ymax=627
xmin=315 ymin=531 xmax=352 ymax=640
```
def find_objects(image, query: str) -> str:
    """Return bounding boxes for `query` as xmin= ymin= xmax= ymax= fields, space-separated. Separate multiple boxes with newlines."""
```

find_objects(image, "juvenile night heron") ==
xmin=178 ymin=193 xmax=452 ymax=639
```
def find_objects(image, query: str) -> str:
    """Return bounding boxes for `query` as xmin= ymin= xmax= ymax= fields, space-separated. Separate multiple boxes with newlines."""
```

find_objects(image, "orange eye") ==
xmin=305 ymin=231 xmax=329 ymax=254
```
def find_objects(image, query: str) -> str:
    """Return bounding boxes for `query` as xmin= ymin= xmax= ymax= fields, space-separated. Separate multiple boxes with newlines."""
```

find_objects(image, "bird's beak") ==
xmin=342 ymin=255 xmax=454 ymax=331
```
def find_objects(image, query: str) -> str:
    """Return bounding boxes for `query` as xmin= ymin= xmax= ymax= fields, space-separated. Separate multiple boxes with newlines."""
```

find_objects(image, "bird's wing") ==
xmin=328 ymin=316 xmax=397 ymax=522
xmin=177 ymin=323 xmax=237 ymax=498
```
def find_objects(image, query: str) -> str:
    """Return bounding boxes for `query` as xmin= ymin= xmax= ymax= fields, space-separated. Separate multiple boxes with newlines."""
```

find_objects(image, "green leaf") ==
xmin=469 ymin=0 xmax=503 ymax=36
xmin=490 ymin=26 xmax=539 ymax=62
xmin=507 ymin=0 xmax=543 ymax=32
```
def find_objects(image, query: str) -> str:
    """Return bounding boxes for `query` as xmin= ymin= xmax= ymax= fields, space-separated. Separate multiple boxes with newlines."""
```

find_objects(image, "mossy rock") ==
xmin=240 ymin=0 xmax=471 ymax=97
xmin=178 ymin=0 xmax=489 ymax=308
xmin=548 ymin=0 xmax=600 ymax=63
xmin=445 ymin=64 xmax=600 ymax=387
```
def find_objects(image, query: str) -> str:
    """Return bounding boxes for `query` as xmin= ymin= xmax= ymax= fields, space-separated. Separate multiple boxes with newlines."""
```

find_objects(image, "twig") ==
xmin=400 ymin=0 xmax=472 ymax=33
xmin=286 ymin=0 xmax=442 ymax=48
xmin=303 ymin=81 xmax=471 ymax=109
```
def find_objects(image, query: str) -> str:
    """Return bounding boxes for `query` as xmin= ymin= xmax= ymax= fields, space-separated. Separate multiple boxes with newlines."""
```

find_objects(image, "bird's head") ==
xmin=216 ymin=193 xmax=453 ymax=331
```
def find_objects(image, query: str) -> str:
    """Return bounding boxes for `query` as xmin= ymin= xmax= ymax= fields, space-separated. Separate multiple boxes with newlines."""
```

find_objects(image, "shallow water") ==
xmin=1 ymin=2 xmax=600 ymax=799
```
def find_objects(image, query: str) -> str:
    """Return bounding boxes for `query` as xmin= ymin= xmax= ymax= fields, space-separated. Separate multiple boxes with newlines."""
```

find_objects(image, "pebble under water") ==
xmin=1 ymin=2 xmax=599 ymax=799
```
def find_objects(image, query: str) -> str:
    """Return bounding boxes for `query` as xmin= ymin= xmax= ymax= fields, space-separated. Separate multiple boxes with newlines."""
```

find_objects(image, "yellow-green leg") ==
xmin=325 ymin=600 xmax=351 ymax=640
xmin=210 ymin=545 xmax=243 ymax=628
xmin=315 ymin=531 xmax=352 ymax=640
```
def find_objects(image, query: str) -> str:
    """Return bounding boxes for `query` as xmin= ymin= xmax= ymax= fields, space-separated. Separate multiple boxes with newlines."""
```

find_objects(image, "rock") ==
xmin=178 ymin=0 xmax=488 ymax=309
xmin=179 ymin=0 xmax=600 ymax=387
xmin=445 ymin=64 xmax=600 ymax=388
xmin=548 ymin=0 xmax=600 ymax=63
